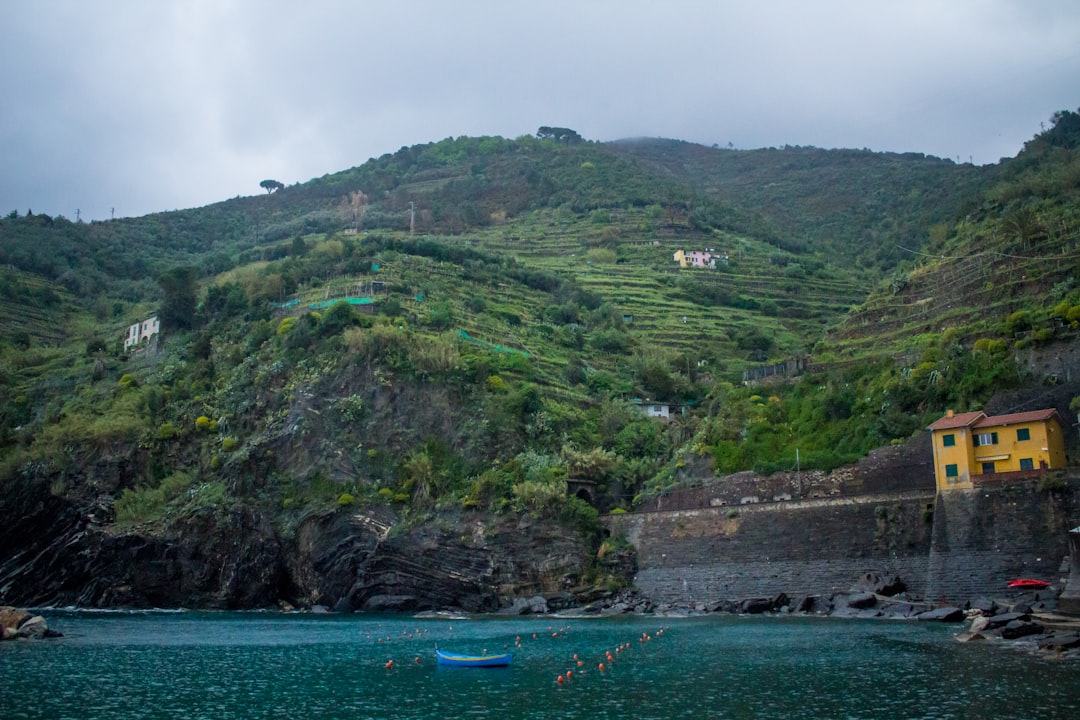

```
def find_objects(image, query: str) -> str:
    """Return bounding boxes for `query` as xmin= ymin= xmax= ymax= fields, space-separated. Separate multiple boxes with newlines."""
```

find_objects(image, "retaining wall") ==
xmin=607 ymin=491 xmax=936 ymax=606
xmin=606 ymin=475 xmax=1080 ymax=606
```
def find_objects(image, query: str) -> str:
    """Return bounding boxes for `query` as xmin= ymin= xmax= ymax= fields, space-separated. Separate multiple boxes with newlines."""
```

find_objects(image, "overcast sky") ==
xmin=2 ymin=1 xmax=1078 ymax=221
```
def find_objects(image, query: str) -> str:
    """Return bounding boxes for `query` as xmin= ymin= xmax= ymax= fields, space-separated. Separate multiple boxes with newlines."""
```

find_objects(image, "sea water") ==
xmin=2 ymin=611 xmax=1078 ymax=719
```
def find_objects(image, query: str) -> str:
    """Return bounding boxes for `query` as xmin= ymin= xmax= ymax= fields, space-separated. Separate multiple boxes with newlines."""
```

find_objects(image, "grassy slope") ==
xmin=3 ymin=114 xmax=1079 ymax=521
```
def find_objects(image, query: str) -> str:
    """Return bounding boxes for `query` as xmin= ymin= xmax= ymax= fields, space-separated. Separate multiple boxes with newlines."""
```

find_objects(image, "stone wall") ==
xmin=607 ymin=491 xmax=936 ymax=606
xmin=606 ymin=474 xmax=1080 ymax=607
xmin=926 ymin=475 xmax=1080 ymax=603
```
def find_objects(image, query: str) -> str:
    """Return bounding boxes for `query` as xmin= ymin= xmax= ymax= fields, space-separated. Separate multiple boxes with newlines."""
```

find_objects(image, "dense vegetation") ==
xmin=2 ymin=112 xmax=1079 ymax=536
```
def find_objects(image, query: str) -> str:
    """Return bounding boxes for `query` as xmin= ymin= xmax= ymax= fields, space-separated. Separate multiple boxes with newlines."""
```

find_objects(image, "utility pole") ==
xmin=409 ymin=201 xmax=415 ymax=236
xmin=796 ymin=447 xmax=802 ymax=497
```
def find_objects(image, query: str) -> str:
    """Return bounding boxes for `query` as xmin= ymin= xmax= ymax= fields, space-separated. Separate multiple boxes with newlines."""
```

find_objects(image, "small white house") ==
xmin=644 ymin=403 xmax=671 ymax=419
xmin=124 ymin=315 xmax=160 ymax=350
xmin=632 ymin=398 xmax=685 ymax=421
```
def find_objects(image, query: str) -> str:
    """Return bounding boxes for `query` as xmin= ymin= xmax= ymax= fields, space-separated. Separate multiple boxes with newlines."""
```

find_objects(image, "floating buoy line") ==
xmin=369 ymin=619 xmax=672 ymax=685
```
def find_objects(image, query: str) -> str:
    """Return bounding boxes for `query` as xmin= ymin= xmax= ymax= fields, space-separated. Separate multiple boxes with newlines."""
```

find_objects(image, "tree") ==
xmin=536 ymin=126 xmax=584 ymax=144
xmin=157 ymin=266 xmax=198 ymax=331
xmin=259 ymin=179 xmax=284 ymax=194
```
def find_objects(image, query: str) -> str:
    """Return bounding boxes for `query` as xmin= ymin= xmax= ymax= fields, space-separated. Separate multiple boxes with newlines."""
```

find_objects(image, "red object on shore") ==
xmin=1007 ymin=578 xmax=1051 ymax=589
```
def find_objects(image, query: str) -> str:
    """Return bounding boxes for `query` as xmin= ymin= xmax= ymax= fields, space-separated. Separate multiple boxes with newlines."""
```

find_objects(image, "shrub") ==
xmin=114 ymin=471 xmax=193 ymax=524
xmin=561 ymin=495 xmax=599 ymax=533
xmin=157 ymin=422 xmax=178 ymax=440
xmin=337 ymin=492 xmax=356 ymax=507
xmin=195 ymin=415 xmax=212 ymax=431
xmin=276 ymin=317 xmax=297 ymax=336
xmin=1037 ymin=472 xmax=1067 ymax=493
xmin=118 ymin=373 xmax=138 ymax=389
xmin=114 ymin=486 xmax=164 ymax=524
xmin=220 ymin=437 xmax=240 ymax=452
xmin=973 ymin=337 xmax=1007 ymax=354
xmin=1005 ymin=310 xmax=1032 ymax=334
xmin=337 ymin=394 xmax=364 ymax=422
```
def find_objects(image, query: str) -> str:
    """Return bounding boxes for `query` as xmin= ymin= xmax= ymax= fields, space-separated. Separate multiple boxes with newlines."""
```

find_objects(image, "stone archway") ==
xmin=566 ymin=478 xmax=598 ymax=507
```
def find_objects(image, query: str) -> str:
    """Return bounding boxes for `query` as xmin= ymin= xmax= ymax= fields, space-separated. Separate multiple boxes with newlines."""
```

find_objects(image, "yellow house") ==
xmin=927 ymin=408 xmax=1066 ymax=491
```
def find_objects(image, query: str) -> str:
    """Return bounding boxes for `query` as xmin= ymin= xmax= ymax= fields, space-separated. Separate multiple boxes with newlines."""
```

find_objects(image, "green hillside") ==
xmin=2 ymin=111 xmax=1079 ymax=561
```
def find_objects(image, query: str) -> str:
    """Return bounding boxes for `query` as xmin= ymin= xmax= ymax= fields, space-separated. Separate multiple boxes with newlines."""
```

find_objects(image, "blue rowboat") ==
xmin=435 ymin=649 xmax=513 ymax=667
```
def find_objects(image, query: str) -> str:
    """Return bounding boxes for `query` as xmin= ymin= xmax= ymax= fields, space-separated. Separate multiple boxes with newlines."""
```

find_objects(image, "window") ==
xmin=974 ymin=432 xmax=998 ymax=447
xmin=1019 ymin=458 xmax=1034 ymax=471
xmin=981 ymin=461 xmax=996 ymax=474
xmin=1016 ymin=428 xmax=1031 ymax=442
xmin=945 ymin=464 xmax=958 ymax=478
xmin=942 ymin=434 xmax=956 ymax=447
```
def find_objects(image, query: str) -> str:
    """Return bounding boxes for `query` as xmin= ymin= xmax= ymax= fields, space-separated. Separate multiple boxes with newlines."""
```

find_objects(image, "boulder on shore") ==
xmin=916 ymin=606 xmax=965 ymax=622
xmin=0 ymin=606 xmax=60 ymax=640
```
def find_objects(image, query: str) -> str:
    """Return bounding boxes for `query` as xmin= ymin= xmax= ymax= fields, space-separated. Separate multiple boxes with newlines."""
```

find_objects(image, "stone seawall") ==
xmin=607 ymin=492 xmax=936 ymax=606
xmin=926 ymin=477 xmax=1080 ymax=603
xmin=606 ymin=477 xmax=1080 ymax=606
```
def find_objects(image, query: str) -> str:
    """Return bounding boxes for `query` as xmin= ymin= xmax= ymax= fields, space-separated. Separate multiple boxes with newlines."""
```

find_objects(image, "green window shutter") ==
xmin=1017 ymin=428 xmax=1030 ymax=441
xmin=945 ymin=464 xmax=958 ymax=477
xmin=943 ymin=434 xmax=955 ymax=447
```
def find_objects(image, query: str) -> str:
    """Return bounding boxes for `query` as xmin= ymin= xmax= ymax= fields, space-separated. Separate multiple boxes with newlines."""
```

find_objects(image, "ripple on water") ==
xmin=3 ymin=613 xmax=1079 ymax=719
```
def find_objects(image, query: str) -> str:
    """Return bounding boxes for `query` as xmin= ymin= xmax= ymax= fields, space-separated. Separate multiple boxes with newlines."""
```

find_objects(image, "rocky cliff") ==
xmin=0 ymin=475 xmax=596 ymax=611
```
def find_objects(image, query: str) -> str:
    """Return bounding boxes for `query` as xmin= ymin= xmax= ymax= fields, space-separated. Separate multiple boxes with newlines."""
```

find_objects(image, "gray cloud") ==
xmin=2 ymin=0 xmax=1077 ymax=220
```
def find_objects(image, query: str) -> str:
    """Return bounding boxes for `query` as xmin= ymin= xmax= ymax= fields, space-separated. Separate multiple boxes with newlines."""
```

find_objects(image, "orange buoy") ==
xmin=566 ymin=670 xmax=573 ymax=679
xmin=532 ymin=633 xmax=537 ymax=639
xmin=414 ymin=657 xmax=421 ymax=663
xmin=552 ymin=632 xmax=558 ymax=637
xmin=557 ymin=675 xmax=564 ymax=684
xmin=385 ymin=660 xmax=394 ymax=669
xmin=598 ymin=662 xmax=606 ymax=671
xmin=572 ymin=653 xmax=578 ymax=660
xmin=577 ymin=660 xmax=583 ymax=666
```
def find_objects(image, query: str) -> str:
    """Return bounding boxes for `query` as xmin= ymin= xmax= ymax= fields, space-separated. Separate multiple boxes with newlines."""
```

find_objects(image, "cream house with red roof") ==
xmin=927 ymin=408 xmax=1066 ymax=491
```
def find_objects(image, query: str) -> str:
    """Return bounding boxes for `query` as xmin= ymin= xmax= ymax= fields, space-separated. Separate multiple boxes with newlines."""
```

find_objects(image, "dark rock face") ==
xmin=0 ymin=484 xmax=289 ymax=609
xmin=287 ymin=510 xmax=592 ymax=613
xmin=0 ymin=477 xmax=595 ymax=612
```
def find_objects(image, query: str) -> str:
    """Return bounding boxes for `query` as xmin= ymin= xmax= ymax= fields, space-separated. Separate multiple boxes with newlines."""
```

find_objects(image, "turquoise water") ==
xmin=2 ymin=611 xmax=1079 ymax=719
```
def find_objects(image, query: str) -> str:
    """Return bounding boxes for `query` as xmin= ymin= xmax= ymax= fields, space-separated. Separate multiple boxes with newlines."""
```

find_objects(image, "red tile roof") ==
xmin=975 ymin=408 xmax=1059 ymax=428
xmin=927 ymin=408 xmax=1061 ymax=431
xmin=927 ymin=411 xmax=985 ymax=431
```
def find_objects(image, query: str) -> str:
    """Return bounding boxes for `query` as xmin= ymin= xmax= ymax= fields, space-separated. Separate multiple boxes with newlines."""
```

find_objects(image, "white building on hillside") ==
xmin=124 ymin=315 xmax=160 ymax=350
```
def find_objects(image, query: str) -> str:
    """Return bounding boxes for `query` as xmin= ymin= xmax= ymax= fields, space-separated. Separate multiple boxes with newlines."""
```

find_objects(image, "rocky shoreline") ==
xmin=488 ymin=572 xmax=1080 ymax=660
